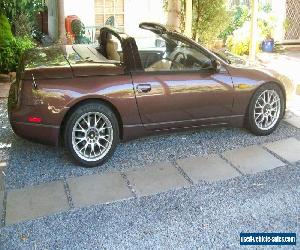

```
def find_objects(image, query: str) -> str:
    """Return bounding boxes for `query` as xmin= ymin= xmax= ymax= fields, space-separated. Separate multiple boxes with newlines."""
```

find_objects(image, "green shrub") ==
xmin=71 ymin=19 xmax=91 ymax=44
xmin=13 ymin=13 xmax=32 ymax=37
xmin=226 ymin=35 xmax=250 ymax=56
xmin=226 ymin=21 xmax=260 ymax=56
xmin=0 ymin=14 xmax=13 ymax=44
xmin=0 ymin=36 xmax=34 ymax=73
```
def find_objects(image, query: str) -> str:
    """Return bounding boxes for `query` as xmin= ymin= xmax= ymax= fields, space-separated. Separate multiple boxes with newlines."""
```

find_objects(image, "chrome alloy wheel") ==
xmin=72 ymin=112 xmax=113 ymax=162
xmin=254 ymin=89 xmax=281 ymax=131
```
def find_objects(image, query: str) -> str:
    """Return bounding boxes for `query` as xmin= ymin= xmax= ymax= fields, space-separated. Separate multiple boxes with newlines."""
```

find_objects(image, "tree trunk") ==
xmin=166 ymin=0 xmax=181 ymax=31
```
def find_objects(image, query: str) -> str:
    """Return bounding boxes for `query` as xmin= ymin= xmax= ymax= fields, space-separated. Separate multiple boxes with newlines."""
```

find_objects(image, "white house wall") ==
xmin=47 ymin=0 xmax=166 ymax=40
xmin=271 ymin=0 xmax=286 ymax=42
xmin=64 ymin=0 xmax=96 ymax=27
xmin=124 ymin=0 xmax=166 ymax=36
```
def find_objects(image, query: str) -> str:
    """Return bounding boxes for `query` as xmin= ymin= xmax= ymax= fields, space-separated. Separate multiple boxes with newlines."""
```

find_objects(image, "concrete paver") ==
xmin=177 ymin=154 xmax=241 ymax=183
xmin=125 ymin=162 xmax=189 ymax=197
xmin=5 ymin=181 xmax=69 ymax=225
xmin=222 ymin=145 xmax=285 ymax=174
xmin=285 ymin=116 xmax=300 ymax=129
xmin=68 ymin=173 xmax=133 ymax=208
xmin=264 ymin=137 xmax=300 ymax=164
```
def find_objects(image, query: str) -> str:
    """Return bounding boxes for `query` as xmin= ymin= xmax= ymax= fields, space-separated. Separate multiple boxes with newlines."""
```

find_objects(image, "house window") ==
xmin=94 ymin=0 xmax=124 ymax=29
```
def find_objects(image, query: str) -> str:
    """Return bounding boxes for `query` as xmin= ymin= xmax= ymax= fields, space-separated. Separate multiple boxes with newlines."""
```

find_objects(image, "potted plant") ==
xmin=260 ymin=20 xmax=274 ymax=52
xmin=71 ymin=19 xmax=91 ymax=44
xmin=258 ymin=3 xmax=276 ymax=53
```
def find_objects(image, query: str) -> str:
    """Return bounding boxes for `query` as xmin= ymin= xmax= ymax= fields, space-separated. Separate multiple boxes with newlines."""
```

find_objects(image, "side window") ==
xmin=136 ymin=31 xmax=213 ymax=72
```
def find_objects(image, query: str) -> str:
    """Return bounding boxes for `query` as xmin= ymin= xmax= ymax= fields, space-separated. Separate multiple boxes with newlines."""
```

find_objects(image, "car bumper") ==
xmin=10 ymin=121 xmax=60 ymax=146
xmin=8 ymin=82 xmax=61 ymax=146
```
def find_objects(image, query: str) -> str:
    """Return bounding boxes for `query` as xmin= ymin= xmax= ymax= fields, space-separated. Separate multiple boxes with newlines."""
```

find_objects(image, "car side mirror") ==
xmin=212 ymin=60 xmax=221 ymax=73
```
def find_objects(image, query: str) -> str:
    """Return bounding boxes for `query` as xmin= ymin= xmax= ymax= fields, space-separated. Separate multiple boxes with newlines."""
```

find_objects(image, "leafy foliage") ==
xmin=0 ymin=13 xmax=13 ymax=43
xmin=0 ymin=0 xmax=45 ymax=36
xmin=164 ymin=0 xmax=230 ymax=45
xmin=0 ymin=14 xmax=34 ymax=73
xmin=226 ymin=2 xmax=277 ymax=56
xmin=226 ymin=21 xmax=260 ymax=56
xmin=191 ymin=0 xmax=231 ymax=45
xmin=71 ymin=19 xmax=91 ymax=44
xmin=220 ymin=5 xmax=250 ymax=41
xmin=0 ymin=36 xmax=34 ymax=73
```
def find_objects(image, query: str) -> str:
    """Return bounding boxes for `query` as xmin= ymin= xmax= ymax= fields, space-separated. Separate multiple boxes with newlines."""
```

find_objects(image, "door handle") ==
xmin=136 ymin=84 xmax=151 ymax=93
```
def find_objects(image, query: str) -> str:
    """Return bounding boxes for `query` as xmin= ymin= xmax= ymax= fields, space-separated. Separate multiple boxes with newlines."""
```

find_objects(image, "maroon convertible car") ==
xmin=8 ymin=22 xmax=286 ymax=167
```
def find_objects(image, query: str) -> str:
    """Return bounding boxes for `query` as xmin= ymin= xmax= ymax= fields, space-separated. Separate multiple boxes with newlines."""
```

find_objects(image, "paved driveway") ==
xmin=0 ymin=98 xmax=300 ymax=249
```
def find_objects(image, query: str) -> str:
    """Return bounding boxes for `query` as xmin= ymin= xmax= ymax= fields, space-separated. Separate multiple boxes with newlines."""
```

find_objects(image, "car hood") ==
xmin=229 ymin=62 xmax=282 ymax=82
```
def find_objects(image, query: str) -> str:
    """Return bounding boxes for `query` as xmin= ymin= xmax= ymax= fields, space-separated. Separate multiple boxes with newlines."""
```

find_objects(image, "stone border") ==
xmin=1 ymin=137 xmax=299 ymax=227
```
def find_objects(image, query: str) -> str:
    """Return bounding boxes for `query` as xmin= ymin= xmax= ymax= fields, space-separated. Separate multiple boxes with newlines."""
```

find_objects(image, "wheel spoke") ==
xmin=75 ymin=138 xmax=86 ymax=146
xmin=99 ymin=135 xmax=110 ymax=143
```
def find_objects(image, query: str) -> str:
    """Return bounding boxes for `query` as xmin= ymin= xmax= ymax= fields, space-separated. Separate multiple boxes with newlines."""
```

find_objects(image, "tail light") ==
xmin=28 ymin=116 xmax=42 ymax=123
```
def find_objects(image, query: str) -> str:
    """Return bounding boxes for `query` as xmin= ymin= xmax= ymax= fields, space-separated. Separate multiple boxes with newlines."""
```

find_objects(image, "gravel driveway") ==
xmin=0 ymin=98 xmax=300 ymax=249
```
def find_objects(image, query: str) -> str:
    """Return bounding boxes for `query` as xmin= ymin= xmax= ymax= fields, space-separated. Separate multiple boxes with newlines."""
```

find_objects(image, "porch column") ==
xmin=249 ymin=0 xmax=258 ymax=60
xmin=184 ymin=0 xmax=193 ymax=38
xmin=58 ymin=0 xmax=66 ymax=43
xmin=166 ymin=0 xmax=181 ymax=31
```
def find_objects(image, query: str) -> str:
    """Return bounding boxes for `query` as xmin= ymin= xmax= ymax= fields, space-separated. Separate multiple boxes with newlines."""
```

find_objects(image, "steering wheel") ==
xmin=173 ymin=52 xmax=187 ymax=64
xmin=171 ymin=52 xmax=187 ymax=70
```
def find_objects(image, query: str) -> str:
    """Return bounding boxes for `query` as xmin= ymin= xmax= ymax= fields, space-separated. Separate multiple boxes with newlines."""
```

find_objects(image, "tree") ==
xmin=0 ymin=0 xmax=45 ymax=36
xmin=164 ymin=0 xmax=230 ymax=45
xmin=192 ymin=0 xmax=231 ymax=44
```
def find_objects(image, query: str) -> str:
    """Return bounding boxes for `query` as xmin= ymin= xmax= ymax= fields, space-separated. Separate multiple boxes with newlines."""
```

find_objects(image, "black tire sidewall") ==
xmin=64 ymin=102 xmax=119 ymax=167
xmin=247 ymin=83 xmax=285 ymax=136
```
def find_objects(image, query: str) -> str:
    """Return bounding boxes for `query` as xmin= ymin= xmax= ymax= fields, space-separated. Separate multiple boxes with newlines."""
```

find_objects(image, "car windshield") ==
xmin=135 ymin=27 xmax=215 ymax=71
xmin=212 ymin=49 xmax=247 ymax=66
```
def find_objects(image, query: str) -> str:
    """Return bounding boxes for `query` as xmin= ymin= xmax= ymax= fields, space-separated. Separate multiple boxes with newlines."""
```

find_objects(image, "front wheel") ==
xmin=64 ymin=102 xmax=119 ymax=167
xmin=247 ymin=83 xmax=285 ymax=136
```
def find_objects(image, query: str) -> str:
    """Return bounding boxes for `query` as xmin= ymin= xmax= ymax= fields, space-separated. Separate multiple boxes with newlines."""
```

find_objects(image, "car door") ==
xmin=131 ymin=30 xmax=234 ymax=130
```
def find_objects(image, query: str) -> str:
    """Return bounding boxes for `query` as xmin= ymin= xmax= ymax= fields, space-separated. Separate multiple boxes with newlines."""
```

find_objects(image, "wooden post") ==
xmin=249 ymin=0 xmax=258 ymax=61
xmin=58 ymin=0 xmax=66 ymax=44
xmin=166 ymin=0 xmax=181 ymax=31
xmin=184 ymin=0 xmax=193 ymax=37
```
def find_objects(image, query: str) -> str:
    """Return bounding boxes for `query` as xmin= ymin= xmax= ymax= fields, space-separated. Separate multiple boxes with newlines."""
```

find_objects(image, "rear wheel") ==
xmin=64 ymin=102 xmax=119 ymax=167
xmin=247 ymin=83 xmax=285 ymax=136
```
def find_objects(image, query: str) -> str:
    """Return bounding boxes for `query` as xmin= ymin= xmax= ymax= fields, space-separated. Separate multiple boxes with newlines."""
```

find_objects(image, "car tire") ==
xmin=64 ymin=101 xmax=119 ymax=167
xmin=247 ymin=83 xmax=285 ymax=136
